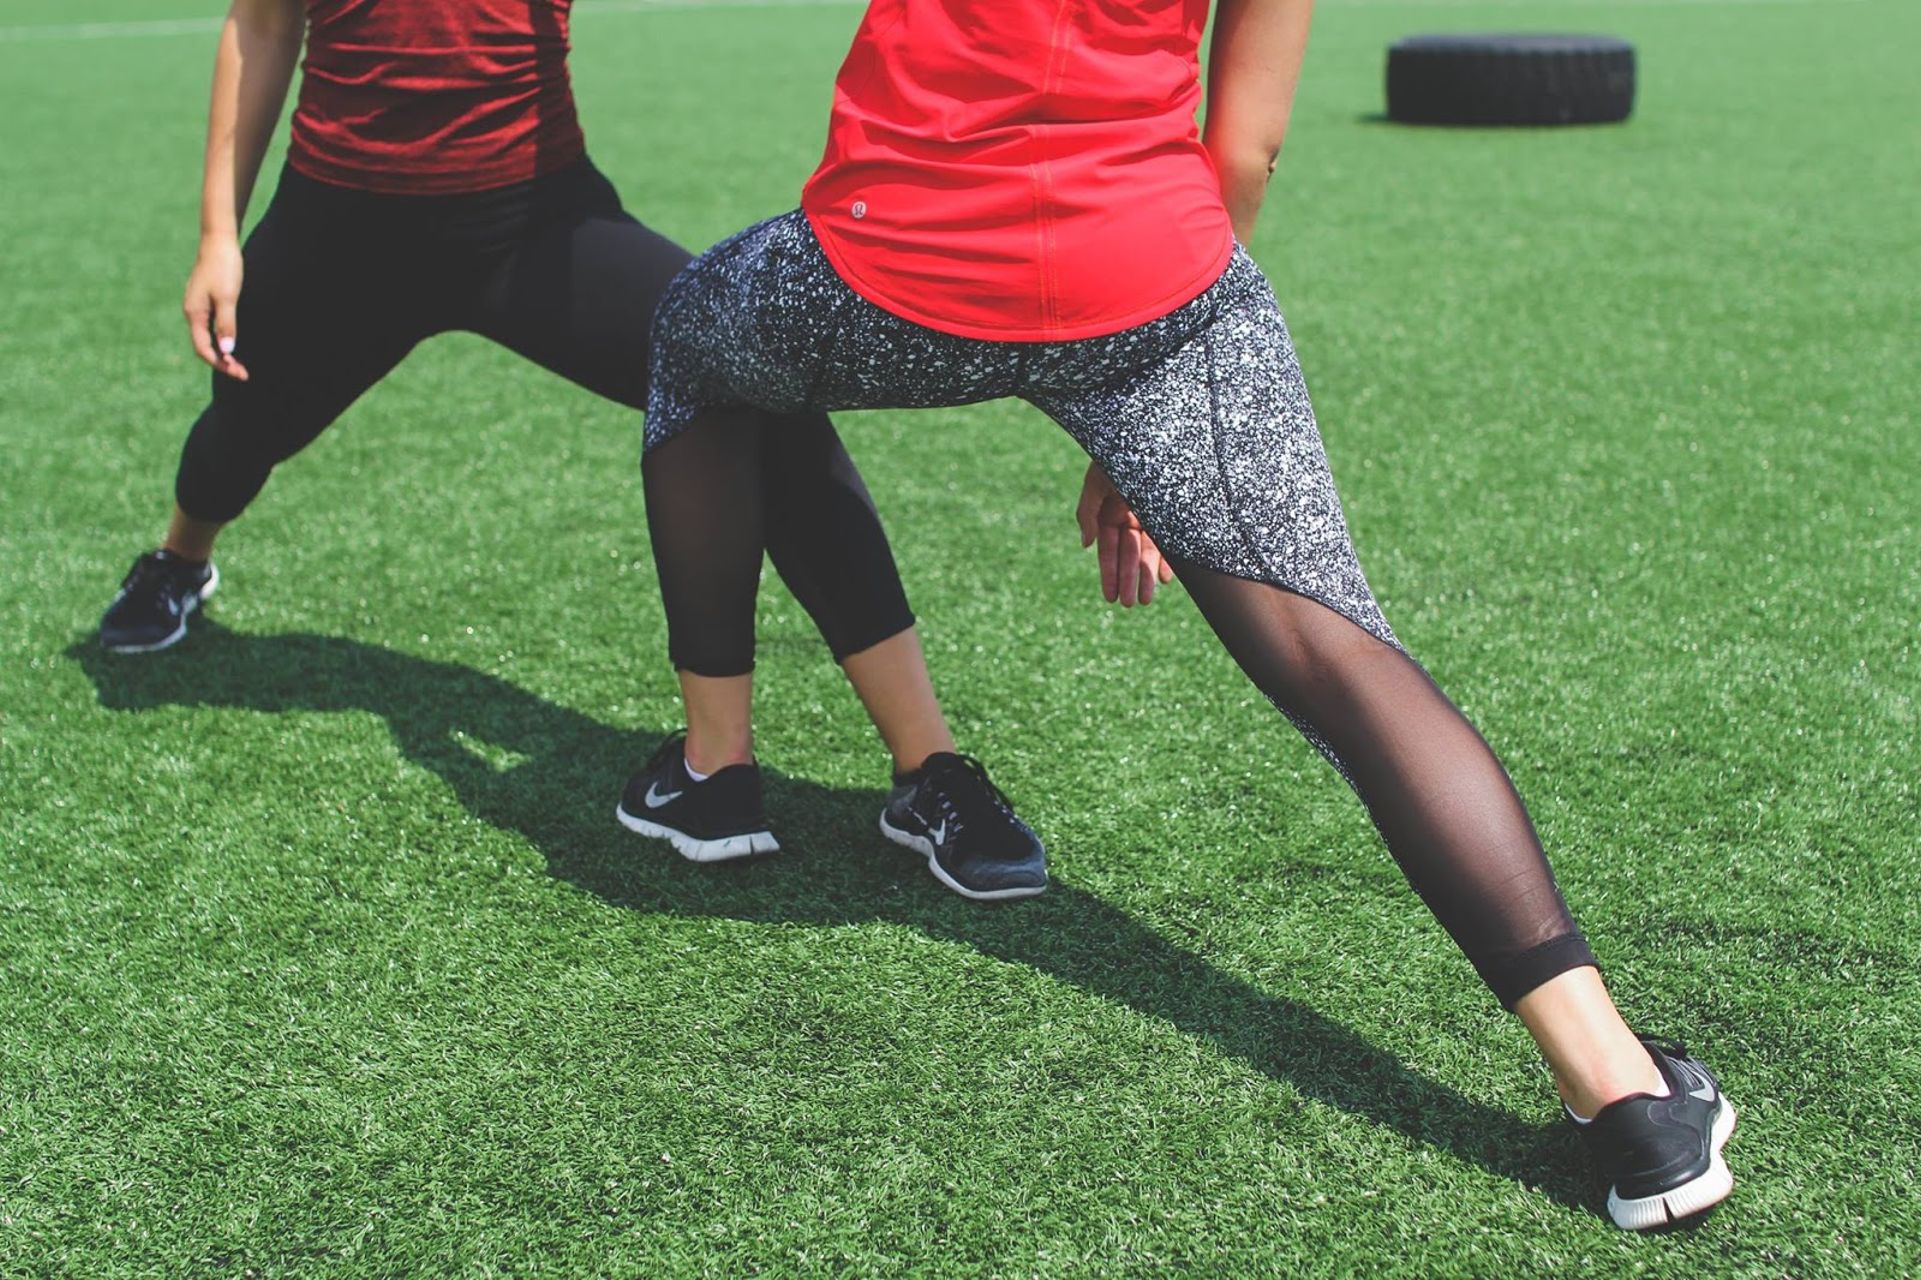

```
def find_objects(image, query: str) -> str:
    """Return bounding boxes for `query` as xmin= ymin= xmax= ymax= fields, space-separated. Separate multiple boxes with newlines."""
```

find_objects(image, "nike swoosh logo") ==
xmin=929 ymin=821 xmax=948 ymax=846
xmin=644 ymin=782 xmax=683 ymax=809
xmin=1669 ymin=1059 xmax=1717 ymax=1102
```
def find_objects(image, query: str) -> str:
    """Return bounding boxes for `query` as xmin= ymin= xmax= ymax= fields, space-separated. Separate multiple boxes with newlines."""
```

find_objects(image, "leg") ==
xmin=475 ymin=183 xmax=949 ymax=769
xmin=162 ymin=505 xmax=224 ymax=563
xmin=1174 ymin=563 xmax=1659 ymax=1113
xmin=641 ymin=412 xmax=961 ymax=774
xmin=637 ymin=214 xmax=1041 ymax=895
xmin=640 ymin=406 xmax=768 ymax=770
xmin=839 ymin=629 xmax=956 ymax=770
xmin=172 ymin=178 xmax=428 ymax=533
xmin=1175 ymin=565 xmax=1730 ymax=1223
xmin=759 ymin=413 xmax=953 ymax=770
xmin=103 ymin=174 xmax=428 ymax=652
xmin=1038 ymin=263 xmax=1660 ymax=1108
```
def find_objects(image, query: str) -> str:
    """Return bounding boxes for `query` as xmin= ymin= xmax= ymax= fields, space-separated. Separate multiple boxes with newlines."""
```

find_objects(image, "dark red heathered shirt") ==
xmin=288 ymin=0 xmax=585 ymax=194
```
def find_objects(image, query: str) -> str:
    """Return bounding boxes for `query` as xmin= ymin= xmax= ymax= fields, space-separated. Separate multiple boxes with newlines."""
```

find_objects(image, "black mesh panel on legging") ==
xmin=760 ymin=412 xmax=915 ymax=662
xmin=643 ymin=406 xmax=915 ymax=676
xmin=643 ymin=408 xmax=770 ymax=677
xmin=1171 ymin=560 xmax=1596 ymax=1007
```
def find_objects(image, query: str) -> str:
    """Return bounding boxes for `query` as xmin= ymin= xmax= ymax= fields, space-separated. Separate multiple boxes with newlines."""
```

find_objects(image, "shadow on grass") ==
xmin=72 ymin=624 xmax=1592 ymax=1212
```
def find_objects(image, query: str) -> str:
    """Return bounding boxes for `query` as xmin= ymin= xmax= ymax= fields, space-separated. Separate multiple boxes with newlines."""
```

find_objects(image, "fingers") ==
xmin=1098 ymin=520 xmax=1121 ymax=602
xmin=1076 ymin=465 xmax=1104 ymax=547
xmin=1137 ymin=539 xmax=1162 ymax=606
xmin=1144 ymin=532 xmax=1176 ymax=591
xmin=211 ymin=293 xmax=248 ymax=381
xmin=1114 ymin=524 xmax=1144 ymax=606
xmin=1085 ymin=470 xmax=1177 ymax=608
xmin=184 ymin=290 xmax=219 ymax=371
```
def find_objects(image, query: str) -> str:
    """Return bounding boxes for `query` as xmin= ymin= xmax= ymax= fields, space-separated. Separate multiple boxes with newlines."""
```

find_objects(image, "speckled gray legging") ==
xmin=643 ymin=210 xmax=1596 ymax=1007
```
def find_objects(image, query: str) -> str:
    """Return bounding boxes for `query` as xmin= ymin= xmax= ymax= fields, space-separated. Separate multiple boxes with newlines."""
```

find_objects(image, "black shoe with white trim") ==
xmin=100 ymin=550 xmax=219 ymax=653
xmin=880 ymin=752 xmax=1046 ymax=901
xmin=617 ymin=732 xmax=780 ymax=862
xmin=1570 ymin=1036 xmax=1736 ymax=1230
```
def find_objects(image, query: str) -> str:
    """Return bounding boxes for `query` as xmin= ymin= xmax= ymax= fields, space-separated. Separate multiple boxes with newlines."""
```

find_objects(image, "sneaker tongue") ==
xmin=927 ymin=754 xmax=1007 ymax=833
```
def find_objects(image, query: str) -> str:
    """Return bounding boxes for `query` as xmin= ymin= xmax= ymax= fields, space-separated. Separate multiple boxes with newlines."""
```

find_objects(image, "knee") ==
xmin=1246 ymin=592 xmax=1406 ymax=711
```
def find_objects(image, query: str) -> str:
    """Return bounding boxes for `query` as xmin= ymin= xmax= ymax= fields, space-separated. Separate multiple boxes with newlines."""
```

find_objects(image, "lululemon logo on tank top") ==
xmin=851 ymin=200 xmax=867 ymax=219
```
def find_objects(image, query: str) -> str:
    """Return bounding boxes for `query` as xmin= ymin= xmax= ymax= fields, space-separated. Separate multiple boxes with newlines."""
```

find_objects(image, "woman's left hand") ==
xmin=1077 ymin=462 xmax=1176 ymax=607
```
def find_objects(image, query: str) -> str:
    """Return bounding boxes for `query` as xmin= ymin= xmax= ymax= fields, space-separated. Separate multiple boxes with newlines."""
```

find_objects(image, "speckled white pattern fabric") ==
xmin=647 ymin=210 xmax=1399 ymax=656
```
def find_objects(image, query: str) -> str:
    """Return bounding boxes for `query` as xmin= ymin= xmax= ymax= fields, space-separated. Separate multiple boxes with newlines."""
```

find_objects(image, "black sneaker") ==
xmin=616 ymin=732 xmax=780 ymax=862
xmin=100 ymin=550 xmax=220 ymax=653
xmin=1569 ymin=1036 xmax=1737 ymax=1230
xmin=879 ymin=752 xmax=1046 ymax=901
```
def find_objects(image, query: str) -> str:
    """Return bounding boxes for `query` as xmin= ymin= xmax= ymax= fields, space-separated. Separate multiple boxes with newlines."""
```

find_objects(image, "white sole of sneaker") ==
xmin=104 ymin=563 xmax=220 ymax=654
xmin=878 ymin=813 xmax=1047 ymax=902
xmin=616 ymin=804 xmax=779 ymax=862
xmin=1607 ymin=1099 xmax=1738 ymax=1230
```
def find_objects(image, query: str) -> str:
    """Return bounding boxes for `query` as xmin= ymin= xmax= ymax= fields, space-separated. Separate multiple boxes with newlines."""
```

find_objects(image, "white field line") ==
xmin=0 ymin=16 xmax=219 ymax=42
xmin=0 ymin=0 xmax=848 ymax=43
xmin=0 ymin=0 xmax=1872 ymax=44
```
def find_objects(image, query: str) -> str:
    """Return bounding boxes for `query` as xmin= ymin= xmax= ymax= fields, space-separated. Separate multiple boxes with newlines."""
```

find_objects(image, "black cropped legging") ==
xmin=643 ymin=212 xmax=1598 ymax=1008
xmin=172 ymin=162 xmax=912 ymax=662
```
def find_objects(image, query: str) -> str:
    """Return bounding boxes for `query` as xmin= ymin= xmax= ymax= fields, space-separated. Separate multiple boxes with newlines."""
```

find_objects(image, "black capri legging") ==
xmin=173 ymin=161 xmax=912 ymax=662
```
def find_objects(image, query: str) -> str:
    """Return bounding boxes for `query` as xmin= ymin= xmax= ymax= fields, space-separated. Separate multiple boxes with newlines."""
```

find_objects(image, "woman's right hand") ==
xmin=184 ymin=237 xmax=248 ymax=380
xmin=1077 ymin=462 xmax=1176 ymax=607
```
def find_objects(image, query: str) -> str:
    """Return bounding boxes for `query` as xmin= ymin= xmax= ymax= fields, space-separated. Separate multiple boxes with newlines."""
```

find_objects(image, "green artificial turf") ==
xmin=2 ymin=0 xmax=1917 ymax=1274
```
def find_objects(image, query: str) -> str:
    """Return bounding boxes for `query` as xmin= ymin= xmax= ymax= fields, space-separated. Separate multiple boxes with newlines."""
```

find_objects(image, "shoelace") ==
xmin=119 ymin=549 xmax=203 ymax=599
xmin=122 ymin=552 xmax=182 ymax=596
xmin=120 ymin=557 xmax=163 ymax=591
xmin=645 ymin=730 xmax=690 ymax=776
xmin=923 ymin=753 xmax=1015 ymax=836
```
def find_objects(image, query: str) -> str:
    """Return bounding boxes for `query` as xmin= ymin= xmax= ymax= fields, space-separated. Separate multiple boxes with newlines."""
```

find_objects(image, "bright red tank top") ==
xmin=288 ymin=0 xmax=585 ymax=195
xmin=802 ymin=0 xmax=1234 ymax=342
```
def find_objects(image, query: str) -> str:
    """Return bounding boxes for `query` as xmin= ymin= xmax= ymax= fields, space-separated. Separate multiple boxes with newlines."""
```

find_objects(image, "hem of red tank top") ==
xmin=802 ymin=207 xmax=1238 ymax=345
xmin=284 ymin=139 xmax=588 ymax=198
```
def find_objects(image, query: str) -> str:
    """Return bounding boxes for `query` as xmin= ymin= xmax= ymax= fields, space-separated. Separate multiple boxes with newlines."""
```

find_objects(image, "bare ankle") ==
xmin=683 ymin=737 xmax=753 ymax=776
xmin=1514 ymin=967 xmax=1666 ymax=1117
xmin=891 ymin=747 xmax=943 ymax=776
xmin=1551 ymin=1023 xmax=1668 ymax=1118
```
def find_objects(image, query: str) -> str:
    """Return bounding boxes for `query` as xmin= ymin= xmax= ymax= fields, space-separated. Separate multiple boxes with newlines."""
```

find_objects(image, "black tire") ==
xmin=1386 ymin=34 xmax=1636 ymax=126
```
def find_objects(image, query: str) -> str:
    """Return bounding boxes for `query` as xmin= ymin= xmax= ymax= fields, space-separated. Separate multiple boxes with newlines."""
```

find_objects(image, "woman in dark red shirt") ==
xmin=637 ymin=0 xmax=1736 ymax=1227
xmin=97 ymin=0 xmax=1077 ymax=878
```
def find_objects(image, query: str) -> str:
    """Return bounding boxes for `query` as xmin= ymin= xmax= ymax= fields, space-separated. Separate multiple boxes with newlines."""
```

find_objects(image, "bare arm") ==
xmin=185 ymin=0 xmax=304 ymax=379
xmin=1203 ymin=0 xmax=1315 ymax=243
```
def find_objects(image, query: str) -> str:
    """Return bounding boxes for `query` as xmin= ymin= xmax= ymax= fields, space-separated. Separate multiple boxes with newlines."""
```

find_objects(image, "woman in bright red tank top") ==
xmin=100 ymin=0 xmax=1072 ymax=872
xmin=802 ymin=0 xmax=1233 ymax=339
xmin=639 ymin=0 xmax=1737 ymax=1226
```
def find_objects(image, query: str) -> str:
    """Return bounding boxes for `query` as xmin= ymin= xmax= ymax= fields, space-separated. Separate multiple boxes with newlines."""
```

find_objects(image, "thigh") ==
xmin=1031 ymin=273 xmax=1398 ymax=650
xmin=645 ymin=211 xmax=1020 ymax=450
xmin=210 ymin=176 xmax=429 ymax=452
xmin=471 ymin=170 xmax=691 ymax=410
